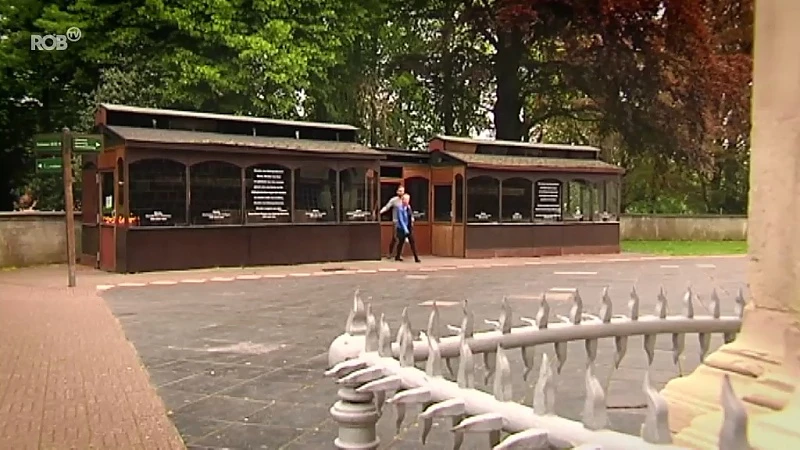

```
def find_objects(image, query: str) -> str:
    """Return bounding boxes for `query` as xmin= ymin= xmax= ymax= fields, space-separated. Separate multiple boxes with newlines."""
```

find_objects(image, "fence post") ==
xmin=328 ymin=292 xmax=380 ymax=450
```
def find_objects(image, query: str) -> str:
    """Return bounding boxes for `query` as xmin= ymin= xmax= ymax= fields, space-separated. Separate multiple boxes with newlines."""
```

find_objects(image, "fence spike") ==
xmin=599 ymin=287 xmax=613 ymax=323
xmin=364 ymin=304 xmax=379 ymax=352
xmin=614 ymin=335 xmax=629 ymax=369
xmin=492 ymin=429 xmax=548 ymax=450
xmin=671 ymin=331 xmax=686 ymax=373
xmin=698 ymin=332 xmax=712 ymax=362
xmin=426 ymin=334 xmax=443 ymax=377
xmin=396 ymin=307 xmax=410 ymax=346
xmin=684 ymin=287 xmax=695 ymax=319
xmin=356 ymin=374 xmax=402 ymax=394
xmin=462 ymin=300 xmax=475 ymax=337
xmin=533 ymin=353 xmax=556 ymax=415
xmin=719 ymin=374 xmax=750 ymax=450
xmin=375 ymin=391 xmax=386 ymax=415
xmin=445 ymin=357 xmax=455 ymax=377
xmin=641 ymin=372 xmax=672 ymax=444
xmin=483 ymin=349 xmax=497 ymax=385
xmin=521 ymin=346 xmax=536 ymax=380
xmin=338 ymin=366 xmax=384 ymax=385
xmin=554 ymin=341 xmax=568 ymax=373
xmin=734 ymin=288 xmax=746 ymax=318
xmin=378 ymin=313 xmax=392 ymax=357
xmin=582 ymin=362 xmax=608 ymax=430
xmin=629 ymin=286 xmax=640 ymax=320
xmin=325 ymin=358 xmax=367 ymax=378
xmin=536 ymin=295 xmax=550 ymax=328
xmin=458 ymin=333 xmax=475 ymax=389
xmin=345 ymin=289 xmax=367 ymax=335
xmin=493 ymin=345 xmax=513 ymax=402
xmin=585 ymin=338 xmax=598 ymax=365
xmin=710 ymin=289 xmax=721 ymax=319
xmin=419 ymin=398 xmax=467 ymax=445
xmin=452 ymin=413 xmax=505 ymax=433
xmin=389 ymin=386 xmax=433 ymax=434
xmin=644 ymin=334 xmax=657 ymax=366
xmin=427 ymin=301 xmax=441 ymax=342
xmin=500 ymin=297 xmax=513 ymax=333
xmin=570 ymin=290 xmax=584 ymax=324
xmin=399 ymin=323 xmax=415 ymax=367
xmin=656 ymin=287 xmax=668 ymax=319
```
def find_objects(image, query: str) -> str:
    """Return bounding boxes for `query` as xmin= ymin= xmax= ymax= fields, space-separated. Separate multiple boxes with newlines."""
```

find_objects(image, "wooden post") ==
xmin=61 ymin=127 xmax=77 ymax=287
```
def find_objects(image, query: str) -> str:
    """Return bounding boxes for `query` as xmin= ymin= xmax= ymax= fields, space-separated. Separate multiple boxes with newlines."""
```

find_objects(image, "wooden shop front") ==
xmin=423 ymin=136 xmax=624 ymax=258
xmin=81 ymin=104 xmax=383 ymax=273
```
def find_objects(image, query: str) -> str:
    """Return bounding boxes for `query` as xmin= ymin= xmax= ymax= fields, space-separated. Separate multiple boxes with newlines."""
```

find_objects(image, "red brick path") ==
xmin=0 ymin=281 xmax=184 ymax=449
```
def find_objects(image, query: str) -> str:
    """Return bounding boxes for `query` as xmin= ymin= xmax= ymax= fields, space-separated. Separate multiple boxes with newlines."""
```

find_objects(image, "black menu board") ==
xmin=247 ymin=166 xmax=290 ymax=222
xmin=534 ymin=180 xmax=562 ymax=221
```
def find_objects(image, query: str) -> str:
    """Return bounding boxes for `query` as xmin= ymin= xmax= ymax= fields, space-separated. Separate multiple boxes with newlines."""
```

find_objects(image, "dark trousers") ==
xmin=387 ymin=232 xmax=399 ymax=256
xmin=394 ymin=229 xmax=420 ymax=261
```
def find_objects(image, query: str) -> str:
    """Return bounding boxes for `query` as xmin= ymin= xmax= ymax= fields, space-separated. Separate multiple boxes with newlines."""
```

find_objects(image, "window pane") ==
xmin=245 ymin=164 xmax=290 ymax=224
xmin=433 ymin=185 xmax=452 ymax=222
xmin=501 ymin=178 xmax=532 ymax=222
xmin=380 ymin=182 xmax=400 ymax=222
xmin=367 ymin=169 xmax=378 ymax=220
xmin=455 ymin=175 xmax=464 ymax=223
xmin=534 ymin=179 xmax=563 ymax=221
xmin=190 ymin=161 xmax=242 ymax=225
xmin=565 ymin=180 xmax=588 ymax=221
xmin=101 ymin=171 xmax=115 ymax=224
xmin=294 ymin=166 xmax=337 ymax=222
xmin=339 ymin=167 xmax=369 ymax=221
xmin=467 ymin=176 xmax=500 ymax=223
xmin=116 ymin=158 xmax=125 ymax=208
xmin=129 ymin=159 xmax=187 ymax=226
xmin=606 ymin=179 xmax=620 ymax=220
xmin=405 ymin=177 xmax=429 ymax=221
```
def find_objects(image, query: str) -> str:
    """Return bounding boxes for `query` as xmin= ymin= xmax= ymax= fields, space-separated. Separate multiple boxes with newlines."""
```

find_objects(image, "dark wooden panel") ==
xmin=464 ymin=222 xmax=620 ymax=257
xmin=99 ymin=225 xmax=115 ymax=271
xmin=122 ymin=224 xmax=381 ymax=273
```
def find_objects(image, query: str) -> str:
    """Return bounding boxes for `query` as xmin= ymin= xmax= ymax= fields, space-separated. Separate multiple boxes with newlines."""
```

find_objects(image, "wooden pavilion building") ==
xmin=80 ymin=105 xmax=623 ymax=273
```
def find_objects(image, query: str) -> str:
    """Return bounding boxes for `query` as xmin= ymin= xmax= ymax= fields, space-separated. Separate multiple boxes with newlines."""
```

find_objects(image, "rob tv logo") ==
xmin=30 ymin=27 xmax=82 ymax=51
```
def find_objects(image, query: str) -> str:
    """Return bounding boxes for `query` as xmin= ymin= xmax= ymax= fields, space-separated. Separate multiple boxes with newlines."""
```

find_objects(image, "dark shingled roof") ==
xmin=433 ymin=135 xmax=601 ymax=153
xmin=100 ymin=104 xmax=359 ymax=131
xmin=106 ymin=126 xmax=383 ymax=156
xmin=441 ymin=151 xmax=624 ymax=174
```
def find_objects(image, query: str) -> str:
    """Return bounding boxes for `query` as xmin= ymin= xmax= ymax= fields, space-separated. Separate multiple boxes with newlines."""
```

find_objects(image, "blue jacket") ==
xmin=396 ymin=205 xmax=411 ymax=234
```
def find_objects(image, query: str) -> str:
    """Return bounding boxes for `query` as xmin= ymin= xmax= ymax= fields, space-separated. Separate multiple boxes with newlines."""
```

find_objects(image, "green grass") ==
xmin=621 ymin=240 xmax=747 ymax=256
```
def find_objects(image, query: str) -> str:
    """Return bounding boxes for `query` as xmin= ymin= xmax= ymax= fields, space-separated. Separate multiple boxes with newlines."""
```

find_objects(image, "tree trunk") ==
xmin=440 ymin=16 xmax=455 ymax=135
xmin=493 ymin=29 xmax=524 ymax=141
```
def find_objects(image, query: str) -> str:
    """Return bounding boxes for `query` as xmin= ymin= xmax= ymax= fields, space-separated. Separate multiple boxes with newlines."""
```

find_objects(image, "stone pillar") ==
xmin=328 ymin=293 xmax=380 ymax=450
xmin=660 ymin=0 xmax=800 ymax=443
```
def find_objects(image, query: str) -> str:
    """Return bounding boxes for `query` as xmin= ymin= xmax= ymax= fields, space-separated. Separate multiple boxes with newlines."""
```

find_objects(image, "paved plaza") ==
xmin=0 ymin=255 xmax=747 ymax=449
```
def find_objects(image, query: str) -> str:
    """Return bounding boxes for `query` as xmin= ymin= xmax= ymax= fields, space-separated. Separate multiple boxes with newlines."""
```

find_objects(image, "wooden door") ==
xmin=98 ymin=171 xmax=116 ymax=271
xmin=430 ymin=168 xmax=454 ymax=256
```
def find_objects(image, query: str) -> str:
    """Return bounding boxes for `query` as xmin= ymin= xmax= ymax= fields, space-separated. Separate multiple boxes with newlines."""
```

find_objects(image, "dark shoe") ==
xmin=395 ymin=257 xmax=404 ymax=261
xmin=414 ymin=258 xmax=421 ymax=263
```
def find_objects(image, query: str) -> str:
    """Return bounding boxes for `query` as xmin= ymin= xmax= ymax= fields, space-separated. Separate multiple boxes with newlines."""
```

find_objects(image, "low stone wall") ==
xmin=0 ymin=212 xmax=82 ymax=268
xmin=0 ymin=212 xmax=747 ymax=267
xmin=620 ymin=214 xmax=748 ymax=241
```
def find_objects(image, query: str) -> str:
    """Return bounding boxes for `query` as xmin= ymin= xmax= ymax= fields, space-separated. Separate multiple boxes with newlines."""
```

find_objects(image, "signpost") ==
xmin=35 ymin=158 xmax=64 ymax=174
xmin=31 ymin=131 xmax=103 ymax=287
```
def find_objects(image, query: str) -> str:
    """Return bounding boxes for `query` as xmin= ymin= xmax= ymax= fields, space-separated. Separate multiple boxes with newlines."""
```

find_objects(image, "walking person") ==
xmin=394 ymin=194 xmax=421 ymax=263
xmin=379 ymin=184 xmax=404 ymax=258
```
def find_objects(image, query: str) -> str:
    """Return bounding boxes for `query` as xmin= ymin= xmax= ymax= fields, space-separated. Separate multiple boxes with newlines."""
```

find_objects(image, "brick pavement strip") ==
xmin=0 ymin=283 xmax=184 ymax=450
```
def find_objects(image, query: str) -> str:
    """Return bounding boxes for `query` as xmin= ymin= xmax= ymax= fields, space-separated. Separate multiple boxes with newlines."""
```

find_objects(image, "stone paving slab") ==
xmin=0 ymin=283 xmax=184 ymax=449
xmin=101 ymin=256 xmax=746 ymax=449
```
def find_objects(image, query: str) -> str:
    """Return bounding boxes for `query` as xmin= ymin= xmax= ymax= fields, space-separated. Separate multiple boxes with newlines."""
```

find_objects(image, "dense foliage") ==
xmin=0 ymin=0 xmax=752 ymax=212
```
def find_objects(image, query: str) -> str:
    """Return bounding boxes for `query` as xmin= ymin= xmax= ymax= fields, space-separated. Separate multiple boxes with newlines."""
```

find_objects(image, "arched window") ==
xmin=339 ymin=167 xmax=370 ymax=221
xmin=604 ymin=179 xmax=621 ymax=220
xmin=466 ymin=176 xmax=500 ymax=223
xmin=294 ymin=166 xmax=337 ymax=222
xmin=404 ymin=176 xmax=429 ymax=221
xmin=454 ymin=174 xmax=464 ymax=223
xmin=116 ymin=158 xmax=125 ymax=209
xmin=245 ymin=164 xmax=291 ymax=223
xmin=501 ymin=177 xmax=532 ymax=222
xmin=129 ymin=159 xmax=187 ymax=226
xmin=564 ymin=179 xmax=590 ymax=221
xmin=534 ymin=179 xmax=563 ymax=221
xmin=189 ymin=161 xmax=242 ymax=225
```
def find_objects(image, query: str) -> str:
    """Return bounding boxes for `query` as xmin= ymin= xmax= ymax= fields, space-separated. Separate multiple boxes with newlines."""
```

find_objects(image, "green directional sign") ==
xmin=36 ymin=157 xmax=63 ymax=174
xmin=72 ymin=134 xmax=103 ymax=153
xmin=34 ymin=134 xmax=62 ymax=155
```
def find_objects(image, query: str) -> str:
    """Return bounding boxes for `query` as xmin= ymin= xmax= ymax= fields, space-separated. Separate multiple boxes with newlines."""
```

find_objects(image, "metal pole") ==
xmin=61 ymin=127 xmax=77 ymax=287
